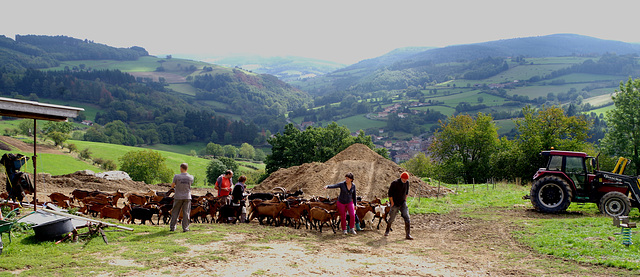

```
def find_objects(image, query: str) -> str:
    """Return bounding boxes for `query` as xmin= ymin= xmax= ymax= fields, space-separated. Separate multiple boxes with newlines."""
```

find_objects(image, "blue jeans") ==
xmin=387 ymin=202 xmax=410 ymax=226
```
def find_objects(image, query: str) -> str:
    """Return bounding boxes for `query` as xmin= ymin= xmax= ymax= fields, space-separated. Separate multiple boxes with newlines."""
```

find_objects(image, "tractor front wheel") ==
xmin=599 ymin=192 xmax=631 ymax=217
xmin=530 ymin=176 xmax=573 ymax=213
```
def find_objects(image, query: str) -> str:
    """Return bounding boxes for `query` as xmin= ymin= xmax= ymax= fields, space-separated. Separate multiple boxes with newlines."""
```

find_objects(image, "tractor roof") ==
xmin=541 ymin=150 xmax=588 ymax=157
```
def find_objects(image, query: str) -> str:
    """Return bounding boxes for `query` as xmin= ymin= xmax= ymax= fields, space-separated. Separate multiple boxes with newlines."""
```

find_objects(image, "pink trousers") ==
xmin=336 ymin=201 xmax=355 ymax=231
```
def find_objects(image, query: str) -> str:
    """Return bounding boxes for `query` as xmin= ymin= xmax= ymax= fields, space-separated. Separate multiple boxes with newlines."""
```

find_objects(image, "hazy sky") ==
xmin=3 ymin=0 xmax=640 ymax=64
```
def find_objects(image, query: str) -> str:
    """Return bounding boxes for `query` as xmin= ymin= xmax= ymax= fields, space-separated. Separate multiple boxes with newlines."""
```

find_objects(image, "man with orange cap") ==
xmin=385 ymin=171 xmax=413 ymax=240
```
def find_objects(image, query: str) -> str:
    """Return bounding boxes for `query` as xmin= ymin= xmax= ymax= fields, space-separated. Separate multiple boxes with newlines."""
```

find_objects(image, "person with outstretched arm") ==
xmin=324 ymin=172 xmax=358 ymax=235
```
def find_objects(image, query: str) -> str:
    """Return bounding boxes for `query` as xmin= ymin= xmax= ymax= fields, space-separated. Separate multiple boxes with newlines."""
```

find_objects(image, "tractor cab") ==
xmin=533 ymin=150 xmax=596 ymax=198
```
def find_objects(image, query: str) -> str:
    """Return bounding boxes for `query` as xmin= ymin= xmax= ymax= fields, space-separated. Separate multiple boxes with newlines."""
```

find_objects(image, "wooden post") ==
xmin=33 ymin=119 xmax=37 ymax=211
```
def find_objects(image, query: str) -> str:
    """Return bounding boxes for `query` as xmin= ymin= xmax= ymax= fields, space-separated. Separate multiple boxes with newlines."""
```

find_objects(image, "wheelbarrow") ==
xmin=0 ymin=208 xmax=34 ymax=245
xmin=0 ymin=208 xmax=21 ymax=243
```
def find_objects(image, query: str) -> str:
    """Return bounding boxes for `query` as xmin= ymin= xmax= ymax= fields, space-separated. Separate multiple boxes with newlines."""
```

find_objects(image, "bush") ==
xmin=119 ymin=149 xmax=172 ymax=184
xmin=206 ymin=159 xmax=226 ymax=186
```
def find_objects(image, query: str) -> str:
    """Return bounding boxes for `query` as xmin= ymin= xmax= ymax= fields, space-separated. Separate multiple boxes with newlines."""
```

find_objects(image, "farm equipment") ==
xmin=0 ymin=153 xmax=34 ymax=203
xmin=527 ymin=150 xmax=640 ymax=217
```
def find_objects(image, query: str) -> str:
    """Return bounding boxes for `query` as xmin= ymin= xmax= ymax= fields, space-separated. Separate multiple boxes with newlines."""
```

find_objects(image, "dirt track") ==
xmin=131 ymin=208 xmax=631 ymax=277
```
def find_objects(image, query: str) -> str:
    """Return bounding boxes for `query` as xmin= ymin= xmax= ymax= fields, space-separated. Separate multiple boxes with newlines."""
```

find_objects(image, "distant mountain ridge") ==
xmin=294 ymin=34 xmax=640 ymax=96
xmin=408 ymin=34 xmax=640 ymax=63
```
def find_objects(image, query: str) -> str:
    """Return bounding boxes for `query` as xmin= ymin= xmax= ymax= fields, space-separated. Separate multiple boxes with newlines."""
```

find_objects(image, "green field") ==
xmin=336 ymin=114 xmax=386 ymax=132
xmin=46 ymin=56 xmax=209 ymax=73
xmin=589 ymin=104 xmax=615 ymax=115
xmin=167 ymin=83 xmax=198 ymax=96
xmin=0 ymin=144 xmax=102 ymax=176
xmin=412 ymin=105 xmax=456 ymax=116
xmin=143 ymin=142 xmax=207 ymax=156
xmin=483 ymin=63 xmax=570 ymax=83
xmin=494 ymin=119 xmax=517 ymax=135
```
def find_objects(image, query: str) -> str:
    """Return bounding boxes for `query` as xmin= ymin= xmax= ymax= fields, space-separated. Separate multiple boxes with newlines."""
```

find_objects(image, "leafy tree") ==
xmin=18 ymin=120 xmax=35 ymax=136
xmin=205 ymin=142 xmax=224 ymax=157
xmin=223 ymin=145 xmax=237 ymax=158
xmin=43 ymin=121 xmax=72 ymax=134
xmin=238 ymin=143 xmax=255 ymax=160
xmin=206 ymin=159 xmax=226 ymax=186
xmin=254 ymin=148 xmax=266 ymax=161
xmin=400 ymin=152 xmax=436 ymax=178
xmin=218 ymin=156 xmax=239 ymax=178
xmin=265 ymin=122 xmax=386 ymax=174
xmin=47 ymin=131 xmax=70 ymax=147
xmin=514 ymin=105 xmax=591 ymax=178
xmin=42 ymin=121 xmax=72 ymax=146
xmin=119 ymin=149 xmax=173 ymax=184
xmin=430 ymin=113 xmax=498 ymax=183
xmin=79 ymin=148 xmax=92 ymax=160
xmin=66 ymin=143 xmax=77 ymax=153
xmin=602 ymin=78 xmax=640 ymax=175
xmin=489 ymin=137 xmax=522 ymax=182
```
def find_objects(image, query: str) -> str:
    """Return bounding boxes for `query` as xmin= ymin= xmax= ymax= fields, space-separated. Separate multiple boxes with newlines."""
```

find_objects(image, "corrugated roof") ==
xmin=0 ymin=97 xmax=84 ymax=121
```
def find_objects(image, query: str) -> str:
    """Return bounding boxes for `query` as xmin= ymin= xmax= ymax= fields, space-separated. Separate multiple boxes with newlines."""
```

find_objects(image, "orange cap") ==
xmin=401 ymin=172 xmax=409 ymax=180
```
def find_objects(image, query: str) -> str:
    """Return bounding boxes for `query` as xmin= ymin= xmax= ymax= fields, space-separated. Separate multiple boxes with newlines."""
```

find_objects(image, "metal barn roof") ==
xmin=0 ymin=97 xmax=84 ymax=121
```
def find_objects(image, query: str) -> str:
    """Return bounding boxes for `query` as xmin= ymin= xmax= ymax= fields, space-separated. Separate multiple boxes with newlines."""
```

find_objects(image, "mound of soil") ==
xmin=253 ymin=143 xmax=452 ymax=200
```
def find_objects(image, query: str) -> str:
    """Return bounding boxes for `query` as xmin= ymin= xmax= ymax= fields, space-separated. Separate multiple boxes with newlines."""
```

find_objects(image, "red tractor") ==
xmin=528 ymin=150 xmax=640 ymax=217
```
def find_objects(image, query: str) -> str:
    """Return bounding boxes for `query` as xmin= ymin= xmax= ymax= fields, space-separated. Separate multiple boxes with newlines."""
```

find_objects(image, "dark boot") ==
xmin=384 ymin=224 xmax=391 ymax=236
xmin=405 ymin=222 xmax=414 ymax=240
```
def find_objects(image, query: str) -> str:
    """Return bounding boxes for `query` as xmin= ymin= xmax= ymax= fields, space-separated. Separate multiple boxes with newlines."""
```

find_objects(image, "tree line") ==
xmin=0 ymin=68 xmax=269 ymax=147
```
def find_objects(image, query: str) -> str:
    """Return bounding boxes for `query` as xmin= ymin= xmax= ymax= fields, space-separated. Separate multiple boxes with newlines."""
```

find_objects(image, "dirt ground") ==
xmin=132 ymin=208 xmax=631 ymax=277
xmin=0 ymin=137 xmax=633 ymax=276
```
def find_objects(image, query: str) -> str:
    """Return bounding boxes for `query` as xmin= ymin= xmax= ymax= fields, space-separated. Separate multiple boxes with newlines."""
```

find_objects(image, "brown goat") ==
xmin=248 ymin=201 xmax=287 ymax=226
xmin=100 ymin=205 xmax=125 ymax=222
xmin=48 ymin=192 xmax=71 ymax=208
xmin=309 ymin=206 xmax=337 ymax=233
xmin=280 ymin=202 xmax=310 ymax=229
xmin=126 ymin=193 xmax=148 ymax=206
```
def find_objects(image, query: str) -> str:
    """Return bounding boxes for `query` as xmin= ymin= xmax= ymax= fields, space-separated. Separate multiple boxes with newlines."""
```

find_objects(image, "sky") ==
xmin=3 ymin=0 xmax=640 ymax=65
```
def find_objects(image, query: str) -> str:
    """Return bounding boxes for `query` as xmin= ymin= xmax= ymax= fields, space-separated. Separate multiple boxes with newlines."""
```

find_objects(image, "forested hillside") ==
xmin=0 ymin=35 xmax=311 ymax=149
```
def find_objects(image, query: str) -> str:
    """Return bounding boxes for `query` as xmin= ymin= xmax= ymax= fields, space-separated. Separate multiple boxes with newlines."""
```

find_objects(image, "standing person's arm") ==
xmin=352 ymin=184 xmax=357 ymax=204
xmin=388 ymin=181 xmax=395 ymax=207
xmin=215 ymin=176 xmax=222 ymax=190
xmin=405 ymin=181 xmax=409 ymax=201
xmin=324 ymin=182 xmax=342 ymax=189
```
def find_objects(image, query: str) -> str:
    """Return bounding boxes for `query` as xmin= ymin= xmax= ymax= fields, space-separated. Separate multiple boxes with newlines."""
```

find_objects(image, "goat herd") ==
xmin=43 ymin=188 xmax=392 ymax=233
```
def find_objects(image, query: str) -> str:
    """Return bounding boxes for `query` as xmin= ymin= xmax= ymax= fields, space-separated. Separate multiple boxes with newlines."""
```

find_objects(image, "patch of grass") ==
xmin=409 ymin=182 xmax=530 ymax=215
xmin=336 ymin=114 xmax=386 ymax=132
xmin=515 ymin=214 xmax=640 ymax=270
xmin=0 ymin=149 xmax=102 ymax=175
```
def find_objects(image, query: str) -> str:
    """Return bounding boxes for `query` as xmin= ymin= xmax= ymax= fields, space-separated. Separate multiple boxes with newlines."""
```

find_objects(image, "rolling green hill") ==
xmin=0 ymin=136 xmax=262 ymax=187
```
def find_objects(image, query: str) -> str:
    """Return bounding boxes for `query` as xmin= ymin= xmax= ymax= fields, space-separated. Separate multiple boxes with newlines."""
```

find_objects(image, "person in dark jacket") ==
xmin=385 ymin=171 xmax=413 ymax=240
xmin=231 ymin=175 xmax=247 ymax=223
xmin=324 ymin=172 xmax=357 ymax=235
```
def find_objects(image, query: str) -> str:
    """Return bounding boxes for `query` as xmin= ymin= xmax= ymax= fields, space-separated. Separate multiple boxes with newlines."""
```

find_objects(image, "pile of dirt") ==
xmin=253 ymin=143 xmax=452 ymax=200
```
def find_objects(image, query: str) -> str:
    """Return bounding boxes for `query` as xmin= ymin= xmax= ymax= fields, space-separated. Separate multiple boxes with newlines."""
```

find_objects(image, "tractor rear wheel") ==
xmin=599 ymin=191 xmax=631 ymax=217
xmin=530 ymin=176 xmax=573 ymax=213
